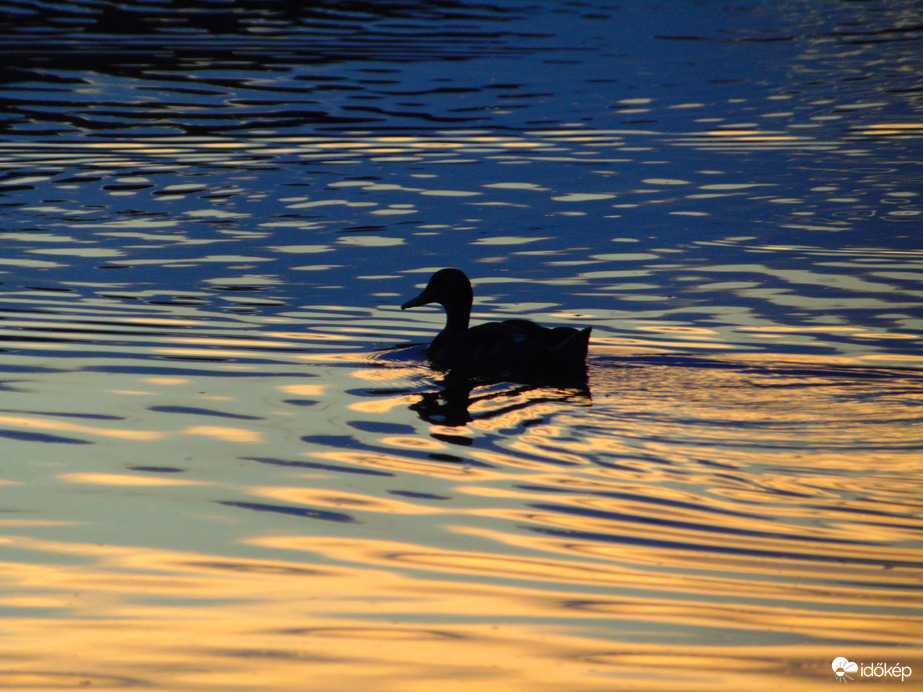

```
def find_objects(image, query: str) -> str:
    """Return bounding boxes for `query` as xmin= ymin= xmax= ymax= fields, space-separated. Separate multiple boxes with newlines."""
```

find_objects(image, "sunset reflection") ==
xmin=1 ymin=1 xmax=921 ymax=689
xmin=3 ymin=533 xmax=918 ymax=691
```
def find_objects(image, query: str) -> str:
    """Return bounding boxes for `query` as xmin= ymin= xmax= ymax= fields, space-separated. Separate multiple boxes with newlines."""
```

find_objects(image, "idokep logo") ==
xmin=832 ymin=657 xmax=913 ymax=683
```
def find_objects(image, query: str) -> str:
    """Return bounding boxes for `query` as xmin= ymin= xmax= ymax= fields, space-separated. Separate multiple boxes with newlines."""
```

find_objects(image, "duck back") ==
xmin=430 ymin=319 xmax=591 ymax=379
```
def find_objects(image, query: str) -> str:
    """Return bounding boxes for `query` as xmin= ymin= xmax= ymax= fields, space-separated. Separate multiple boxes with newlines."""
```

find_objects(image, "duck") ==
xmin=401 ymin=268 xmax=591 ymax=380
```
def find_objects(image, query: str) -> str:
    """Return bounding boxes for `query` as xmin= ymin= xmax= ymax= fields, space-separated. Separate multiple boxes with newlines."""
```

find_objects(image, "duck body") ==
xmin=401 ymin=268 xmax=590 ymax=380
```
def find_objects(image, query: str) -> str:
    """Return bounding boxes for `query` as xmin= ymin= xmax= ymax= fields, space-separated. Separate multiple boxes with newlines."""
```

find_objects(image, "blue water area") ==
xmin=0 ymin=2 xmax=921 ymax=690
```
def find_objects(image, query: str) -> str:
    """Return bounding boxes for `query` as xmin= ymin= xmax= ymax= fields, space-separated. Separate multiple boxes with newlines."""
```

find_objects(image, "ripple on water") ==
xmin=1 ymin=0 xmax=922 ymax=688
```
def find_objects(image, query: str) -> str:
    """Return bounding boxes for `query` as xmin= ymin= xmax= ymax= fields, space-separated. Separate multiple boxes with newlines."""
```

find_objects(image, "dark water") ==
xmin=1 ymin=2 xmax=922 ymax=690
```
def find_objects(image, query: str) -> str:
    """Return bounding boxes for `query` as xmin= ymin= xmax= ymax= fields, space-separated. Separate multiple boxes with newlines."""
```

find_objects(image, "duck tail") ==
xmin=552 ymin=326 xmax=591 ymax=367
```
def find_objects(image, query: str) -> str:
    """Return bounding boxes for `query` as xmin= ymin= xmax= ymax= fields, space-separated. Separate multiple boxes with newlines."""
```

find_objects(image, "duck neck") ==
xmin=440 ymin=294 xmax=471 ymax=338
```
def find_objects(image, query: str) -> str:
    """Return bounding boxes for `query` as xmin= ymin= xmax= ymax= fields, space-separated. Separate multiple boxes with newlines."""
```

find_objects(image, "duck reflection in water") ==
xmin=400 ymin=268 xmax=592 ymax=425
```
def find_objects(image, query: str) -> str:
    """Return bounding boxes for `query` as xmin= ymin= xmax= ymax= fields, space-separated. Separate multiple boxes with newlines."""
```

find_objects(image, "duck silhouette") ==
xmin=401 ymin=268 xmax=591 ymax=380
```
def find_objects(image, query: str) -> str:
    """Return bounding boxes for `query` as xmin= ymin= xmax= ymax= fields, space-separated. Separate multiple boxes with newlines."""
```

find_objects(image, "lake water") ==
xmin=1 ymin=1 xmax=921 ymax=690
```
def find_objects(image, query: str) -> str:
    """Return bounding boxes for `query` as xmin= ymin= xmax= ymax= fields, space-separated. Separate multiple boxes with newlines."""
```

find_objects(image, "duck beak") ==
xmin=401 ymin=288 xmax=431 ymax=310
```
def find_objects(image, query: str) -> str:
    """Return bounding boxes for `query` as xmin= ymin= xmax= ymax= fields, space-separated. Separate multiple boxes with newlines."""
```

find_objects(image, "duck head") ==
xmin=401 ymin=268 xmax=473 ymax=333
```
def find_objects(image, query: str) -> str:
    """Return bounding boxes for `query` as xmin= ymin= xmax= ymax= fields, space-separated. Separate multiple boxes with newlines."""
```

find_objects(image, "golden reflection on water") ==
xmin=2 ymin=537 xmax=626 ymax=692
xmin=312 ymin=450 xmax=490 ymax=480
xmin=0 ymin=248 xmax=920 ymax=691
xmin=251 ymin=487 xmax=439 ymax=515
xmin=1 ymin=341 xmax=920 ymax=689
xmin=2 ymin=533 xmax=919 ymax=692
xmin=58 ymin=472 xmax=207 ymax=487
xmin=6 ymin=344 xmax=919 ymax=689
xmin=0 ymin=414 xmax=165 ymax=442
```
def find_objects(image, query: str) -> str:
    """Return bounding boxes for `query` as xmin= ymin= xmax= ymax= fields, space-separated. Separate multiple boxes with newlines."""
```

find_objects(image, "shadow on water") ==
xmin=367 ymin=343 xmax=591 ymax=427
xmin=411 ymin=376 xmax=591 ymax=428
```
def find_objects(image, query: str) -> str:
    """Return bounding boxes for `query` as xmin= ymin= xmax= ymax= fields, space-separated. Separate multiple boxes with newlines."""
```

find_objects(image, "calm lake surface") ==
xmin=1 ymin=1 xmax=922 ymax=690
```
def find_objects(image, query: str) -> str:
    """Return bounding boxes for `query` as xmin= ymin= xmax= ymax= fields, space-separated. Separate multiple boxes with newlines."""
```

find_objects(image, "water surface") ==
xmin=1 ymin=2 xmax=922 ymax=690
